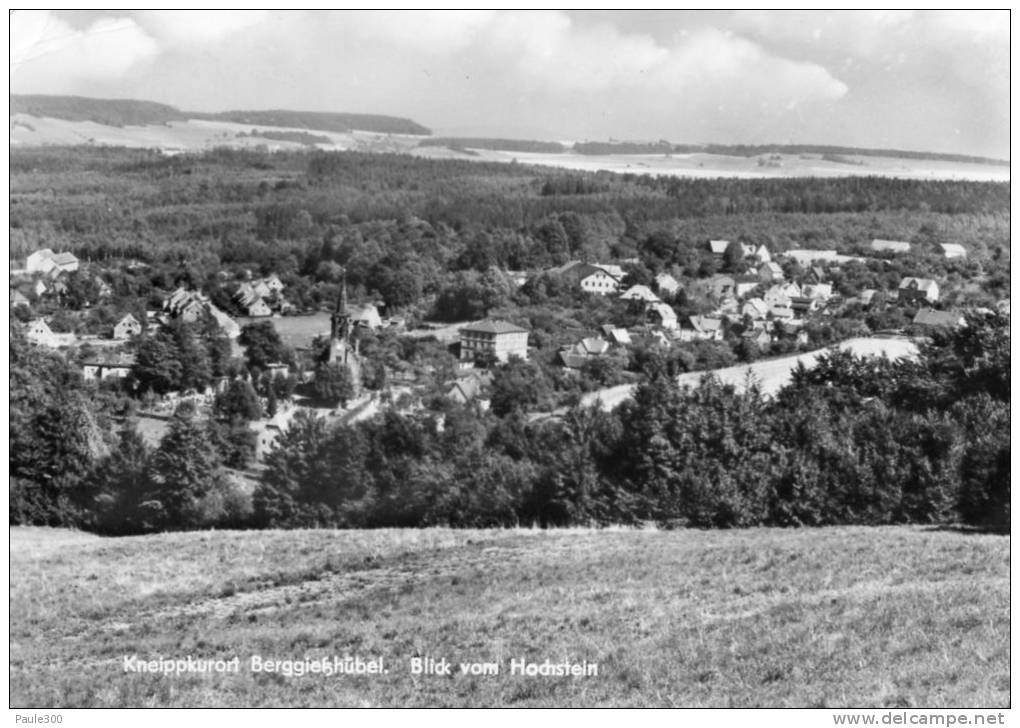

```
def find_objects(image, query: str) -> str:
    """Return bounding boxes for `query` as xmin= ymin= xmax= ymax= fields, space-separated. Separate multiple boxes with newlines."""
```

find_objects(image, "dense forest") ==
xmin=8 ymin=145 xmax=1010 ymax=535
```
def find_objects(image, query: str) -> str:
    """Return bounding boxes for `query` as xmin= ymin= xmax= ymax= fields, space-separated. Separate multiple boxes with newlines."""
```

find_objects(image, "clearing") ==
xmin=9 ymin=524 xmax=1007 ymax=707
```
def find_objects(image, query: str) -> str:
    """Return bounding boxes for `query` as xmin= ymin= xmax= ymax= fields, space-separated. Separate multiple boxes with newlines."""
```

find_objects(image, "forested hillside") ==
xmin=11 ymin=95 xmax=431 ymax=135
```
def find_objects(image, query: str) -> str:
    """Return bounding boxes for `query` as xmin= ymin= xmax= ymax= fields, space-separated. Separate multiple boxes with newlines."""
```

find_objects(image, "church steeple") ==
xmin=330 ymin=268 xmax=351 ymax=346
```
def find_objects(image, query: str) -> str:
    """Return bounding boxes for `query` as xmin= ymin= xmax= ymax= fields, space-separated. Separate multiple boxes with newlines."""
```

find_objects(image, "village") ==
xmin=10 ymin=232 xmax=1000 ymax=474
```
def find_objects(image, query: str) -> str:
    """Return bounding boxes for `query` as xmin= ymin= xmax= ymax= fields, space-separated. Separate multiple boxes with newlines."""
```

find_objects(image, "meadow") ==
xmin=9 ymin=525 xmax=1008 ymax=708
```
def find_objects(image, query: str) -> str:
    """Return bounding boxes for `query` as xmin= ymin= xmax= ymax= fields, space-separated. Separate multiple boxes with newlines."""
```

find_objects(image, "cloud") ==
xmin=11 ymin=10 xmax=159 ymax=88
xmin=133 ymin=10 xmax=271 ymax=48
xmin=332 ymin=11 xmax=846 ymax=110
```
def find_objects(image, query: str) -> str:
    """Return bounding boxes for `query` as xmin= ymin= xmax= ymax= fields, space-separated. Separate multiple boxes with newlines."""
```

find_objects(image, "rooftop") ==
xmin=460 ymin=319 xmax=529 ymax=335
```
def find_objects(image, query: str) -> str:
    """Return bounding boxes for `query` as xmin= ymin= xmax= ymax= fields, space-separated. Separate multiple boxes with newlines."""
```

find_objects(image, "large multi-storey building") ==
xmin=459 ymin=320 xmax=529 ymax=365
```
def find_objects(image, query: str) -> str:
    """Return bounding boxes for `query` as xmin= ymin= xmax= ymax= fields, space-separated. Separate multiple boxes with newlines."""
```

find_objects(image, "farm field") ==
xmin=10 ymin=525 xmax=1008 ymax=708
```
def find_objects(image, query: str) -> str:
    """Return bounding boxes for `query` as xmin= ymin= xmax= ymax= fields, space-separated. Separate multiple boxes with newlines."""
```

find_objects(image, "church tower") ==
xmin=325 ymin=270 xmax=362 ymax=394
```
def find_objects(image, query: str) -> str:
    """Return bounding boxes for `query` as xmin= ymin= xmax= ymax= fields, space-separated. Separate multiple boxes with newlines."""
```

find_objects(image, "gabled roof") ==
xmin=769 ymin=306 xmax=795 ymax=319
xmin=688 ymin=315 xmax=723 ymax=332
xmin=51 ymin=252 xmax=78 ymax=266
xmin=601 ymin=325 xmax=632 ymax=345
xmin=559 ymin=352 xmax=590 ymax=369
xmin=594 ymin=264 xmax=625 ymax=279
xmin=939 ymin=243 xmax=967 ymax=258
xmin=209 ymin=304 xmax=241 ymax=338
xmin=742 ymin=298 xmax=769 ymax=318
xmin=460 ymin=319 xmax=529 ymax=335
xmin=802 ymin=284 xmax=832 ymax=300
xmin=647 ymin=302 xmax=677 ymax=322
xmin=578 ymin=337 xmax=610 ymax=356
xmin=708 ymin=239 xmax=731 ymax=254
xmin=899 ymin=277 xmax=938 ymax=293
xmin=619 ymin=285 xmax=661 ymax=302
xmin=654 ymin=273 xmax=681 ymax=292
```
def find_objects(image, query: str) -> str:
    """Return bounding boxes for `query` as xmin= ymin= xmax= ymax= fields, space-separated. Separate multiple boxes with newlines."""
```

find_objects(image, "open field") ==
xmin=235 ymin=312 xmax=332 ymax=351
xmin=10 ymin=525 xmax=1008 ymax=708
xmin=11 ymin=113 xmax=1009 ymax=181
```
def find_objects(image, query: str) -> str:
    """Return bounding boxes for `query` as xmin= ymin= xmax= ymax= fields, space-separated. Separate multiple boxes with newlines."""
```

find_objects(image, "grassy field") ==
xmin=9 ymin=525 xmax=1008 ymax=708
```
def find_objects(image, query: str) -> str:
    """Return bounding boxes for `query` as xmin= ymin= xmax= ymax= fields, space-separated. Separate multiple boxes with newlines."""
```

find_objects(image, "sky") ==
xmin=9 ymin=10 xmax=1011 ymax=158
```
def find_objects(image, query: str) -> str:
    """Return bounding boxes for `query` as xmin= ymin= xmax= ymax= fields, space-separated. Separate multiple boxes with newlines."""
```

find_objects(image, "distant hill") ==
xmin=197 ymin=109 xmax=430 ymax=136
xmin=574 ymin=140 xmax=1009 ymax=167
xmin=10 ymin=94 xmax=431 ymax=136
xmin=11 ymin=94 xmax=187 ymax=127
xmin=419 ymin=137 xmax=566 ymax=154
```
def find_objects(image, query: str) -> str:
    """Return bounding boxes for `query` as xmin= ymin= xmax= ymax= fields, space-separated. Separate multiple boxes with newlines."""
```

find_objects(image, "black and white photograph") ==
xmin=7 ymin=9 xmax=1010 ymax=715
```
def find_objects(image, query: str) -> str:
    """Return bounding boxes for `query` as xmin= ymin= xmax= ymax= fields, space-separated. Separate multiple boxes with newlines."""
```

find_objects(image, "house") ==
xmin=679 ymin=315 xmax=724 ymax=342
xmin=741 ymin=297 xmax=769 ymax=321
xmin=246 ymin=299 xmax=273 ymax=317
xmin=264 ymin=362 xmax=291 ymax=379
xmin=619 ymin=285 xmax=661 ymax=303
xmin=559 ymin=338 xmax=609 ymax=369
xmin=82 ymin=352 xmax=136 ymax=382
xmin=654 ymin=273 xmax=682 ymax=296
xmin=913 ymin=309 xmax=965 ymax=328
xmin=758 ymin=262 xmax=785 ymax=283
xmin=600 ymin=325 xmax=632 ymax=346
xmin=26 ymin=249 xmax=79 ymax=275
xmin=708 ymin=240 xmax=731 ymax=256
xmin=789 ymin=296 xmax=820 ymax=315
xmin=113 ymin=314 xmax=142 ymax=340
xmin=739 ymin=243 xmax=770 ymax=262
xmin=559 ymin=337 xmax=612 ymax=368
xmin=447 ymin=372 xmax=489 ymax=404
xmin=752 ymin=245 xmax=772 ymax=263
xmin=871 ymin=239 xmax=911 ymax=255
xmin=551 ymin=261 xmax=624 ymax=295
xmin=898 ymin=277 xmax=940 ymax=304
xmin=808 ymin=266 xmax=827 ymax=284
xmin=459 ymin=319 xmax=529 ymax=364
xmin=939 ymin=243 xmax=967 ymax=259
xmin=33 ymin=280 xmax=47 ymax=297
xmin=763 ymin=285 xmax=792 ymax=308
xmin=10 ymin=290 xmax=30 ymax=308
xmin=263 ymin=275 xmax=285 ymax=294
xmin=860 ymin=289 xmax=878 ymax=306
xmin=733 ymin=276 xmax=760 ymax=299
xmin=741 ymin=328 xmax=772 ymax=350
xmin=24 ymin=319 xmax=74 ymax=348
xmin=769 ymin=306 xmax=796 ymax=321
xmin=447 ymin=374 xmax=485 ymax=403
xmin=801 ymin=283 xmax=833 ymax=301
xmin=647 ymin=302 xmax=678 ymax=330
xmin=347 ymin=304 xmax=383 ymax=329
